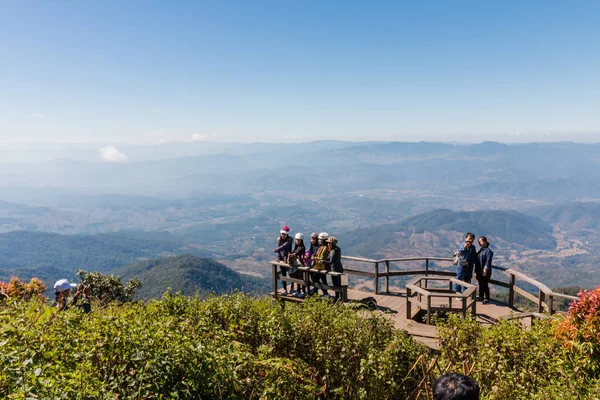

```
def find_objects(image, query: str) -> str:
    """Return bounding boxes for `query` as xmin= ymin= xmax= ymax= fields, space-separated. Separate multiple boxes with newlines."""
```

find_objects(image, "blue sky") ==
xmin=1 ymin=0 xmax=599 ymax=144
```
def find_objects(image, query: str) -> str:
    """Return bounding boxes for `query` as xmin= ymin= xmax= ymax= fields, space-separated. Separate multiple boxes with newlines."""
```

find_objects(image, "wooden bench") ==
xmin=406 ymin=276 xmax=477 ymax=324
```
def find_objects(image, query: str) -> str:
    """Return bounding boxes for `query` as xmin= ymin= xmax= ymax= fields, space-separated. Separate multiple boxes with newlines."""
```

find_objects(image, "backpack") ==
xmin=360 ymin=297 xmax=378 ymax=310
xmin=453 ymin=249 xmax=469 ymax=267
xmin=452 ymin=251 xmax=460 ymax=265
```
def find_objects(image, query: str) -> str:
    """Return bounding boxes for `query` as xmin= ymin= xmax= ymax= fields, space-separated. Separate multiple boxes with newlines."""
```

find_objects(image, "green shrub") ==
xmin=436 ymin=314 xmax=597 ymax=399
xmin=0 ymin=293 xmax=427 ymax=399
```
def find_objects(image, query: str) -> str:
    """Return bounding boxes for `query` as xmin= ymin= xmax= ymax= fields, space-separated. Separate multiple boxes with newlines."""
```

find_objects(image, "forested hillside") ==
xmin=0 ymin=231 xmax=211 ymax=285
xmin=525 ymin=202 xmax=600 ymax=233
xmin=399 ymin=209 xmax=556 ymax=249
xmin=114 ymin=255 xmax=269 ymax=299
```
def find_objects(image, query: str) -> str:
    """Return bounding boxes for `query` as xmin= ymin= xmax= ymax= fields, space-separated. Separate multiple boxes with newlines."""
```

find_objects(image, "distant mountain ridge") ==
xmin=399 ymin=209 xmax=555 ymax=249
xmin=525 ymin=202 xmax=600 ymax=233
xmin=341 ymin=208 xmax=556 ymax=258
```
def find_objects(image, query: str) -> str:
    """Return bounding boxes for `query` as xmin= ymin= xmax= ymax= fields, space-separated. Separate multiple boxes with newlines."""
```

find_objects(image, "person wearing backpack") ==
xmin=453 ymin=232 xmax=480 ymax=293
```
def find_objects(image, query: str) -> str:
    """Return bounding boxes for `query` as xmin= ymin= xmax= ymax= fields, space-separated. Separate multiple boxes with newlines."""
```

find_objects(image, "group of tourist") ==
xmin=454 ymin=232 xmax=494 ymax=304
xmin=274 ymin=225 xmax=343 ymax=300
xmin=274 ymin=227 xmax=495 ymax=304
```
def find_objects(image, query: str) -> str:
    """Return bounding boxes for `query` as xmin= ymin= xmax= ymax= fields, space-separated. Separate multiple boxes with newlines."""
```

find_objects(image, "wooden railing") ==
xmin=406 ymin=276 xmax=477 ymax=324
xmin=269 ymin=261 xmax=349 ymax=302
xmin=341 ymin=255 xmax=579 ymax=315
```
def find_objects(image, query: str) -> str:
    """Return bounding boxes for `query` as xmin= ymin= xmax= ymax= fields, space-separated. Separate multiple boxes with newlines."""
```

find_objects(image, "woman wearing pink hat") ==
xmin=274 ymin=225 xmax=293 ymax=294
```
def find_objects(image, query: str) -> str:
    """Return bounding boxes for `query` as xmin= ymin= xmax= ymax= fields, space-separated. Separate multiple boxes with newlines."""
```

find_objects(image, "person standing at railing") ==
xmin=274 ymin=225 xmax=293 ymax=295
xmin=289 ymin=232 xmax=307 ymax=298
xmin=309 ymin=232 xmax=319 ymax=256
xmin=454 ymin=232 xmax=480 ymax=293
xmin=324 ymin=236 xmax=344 ymax=301
xmin=476 ymin=236 xmax=493 ymax=304
xmin=311 ymin=232 xmax=330 ymax=297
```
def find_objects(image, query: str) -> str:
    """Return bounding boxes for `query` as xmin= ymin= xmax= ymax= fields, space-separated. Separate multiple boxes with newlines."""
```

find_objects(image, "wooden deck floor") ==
xmin=276 ymin=287 xmax=520 ymax=349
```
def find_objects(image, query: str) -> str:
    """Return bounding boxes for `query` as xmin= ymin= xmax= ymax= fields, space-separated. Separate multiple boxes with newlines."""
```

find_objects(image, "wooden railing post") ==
xmin=341 ymin=273 xmax=349 ymax=302
xmin=548 ymin=294 xmax=554 ymax=315
xmin=374 ymin=262 xmax=379 ymax=294
xmin=538 ymin=290 xmax=545 ymax=313
xmin=304 ymin=268 xmax=311 ymax=295
xmin=425 ymin=258 xmax=429 ymax=288
xmin=406 ymin=286 xmax=412 ymax=319
xmin=426 ymin=295 xmax=432 ymax=324
xmin=508 ymin=272 xmax=516 ymax=308
xmin=385 ymin=260 xmax=390 ymax=293
xmin=272 ymin=263 xmax=278 ymax=299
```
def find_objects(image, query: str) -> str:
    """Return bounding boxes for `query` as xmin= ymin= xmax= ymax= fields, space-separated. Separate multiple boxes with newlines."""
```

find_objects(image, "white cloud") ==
xmin=190 ymin=133 xmax=217 ymax=142
xmin=99 ymin=146 xmax=128 ymax=163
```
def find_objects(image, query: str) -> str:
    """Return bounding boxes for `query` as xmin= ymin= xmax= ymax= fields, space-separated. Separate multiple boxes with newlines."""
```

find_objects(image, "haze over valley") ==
xmin=1 ymin=140 xmax=598 ymax=295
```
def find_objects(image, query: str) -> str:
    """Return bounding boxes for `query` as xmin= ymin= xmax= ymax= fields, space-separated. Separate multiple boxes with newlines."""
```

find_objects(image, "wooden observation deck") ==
xmin=269 ymin=256 xmax=578 ymax=349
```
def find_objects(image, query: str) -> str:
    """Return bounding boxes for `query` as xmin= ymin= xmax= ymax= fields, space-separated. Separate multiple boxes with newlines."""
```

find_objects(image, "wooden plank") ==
xmin=489 ymin=279 xmax=510 ymax=288
xmin=344 ymin=268 xmax=376 ymax=278
xmin=507 ymin=269 xmax=552 ymax=294
xmin=551 ymin=292 xmax=578 ymax=301
xmin=405 ymin=284 xmax=431 ymax=297
xmin=386 ymin=297 xmax=405 ymax=311
xmin=342 ymin=256 xmax=378 ymax=263
xmin=376 ymin=257 xmax=452 ymax=263
xmin=279 ymin=277 xmax=306 ymax=286
xmin=408 ymin=299 xmax=428 ymax=310
xmin=514 ymin=286 xmax=539 ymax=304
xmin=379 ymin=298 xmax=398 ymax=309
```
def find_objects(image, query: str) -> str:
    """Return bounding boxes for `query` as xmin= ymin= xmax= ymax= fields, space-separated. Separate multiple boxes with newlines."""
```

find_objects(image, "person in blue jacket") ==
xmin=477 ymin=236 xmax=493 ymax=304
xmin=454 ymin=232 xmax=480 ymax=293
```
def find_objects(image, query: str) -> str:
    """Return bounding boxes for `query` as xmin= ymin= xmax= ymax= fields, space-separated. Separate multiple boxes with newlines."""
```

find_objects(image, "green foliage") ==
xmin=0 ymin=293 xmax=427 ymax=399
xmin=436 ymin=314 xmax=597 ymax=399
xmin=76 ymin=270 xmax=141 ymax=304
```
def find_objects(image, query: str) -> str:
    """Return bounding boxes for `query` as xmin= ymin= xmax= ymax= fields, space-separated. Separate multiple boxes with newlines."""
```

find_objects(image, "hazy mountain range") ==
xmin=1 ymin=141 xmax=599 ymax=293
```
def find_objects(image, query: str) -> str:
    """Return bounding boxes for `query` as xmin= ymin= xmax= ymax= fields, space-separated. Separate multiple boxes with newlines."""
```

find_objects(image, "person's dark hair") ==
xmin=55 ymin=290 xmax=61 ymax=304
xmin=479 ymin=236 xmax=489 ymax=246
xmin=465 ymin=232 xmax=475 ymax=239
xmin=433 ymin=373 xmax=480 ymax=400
